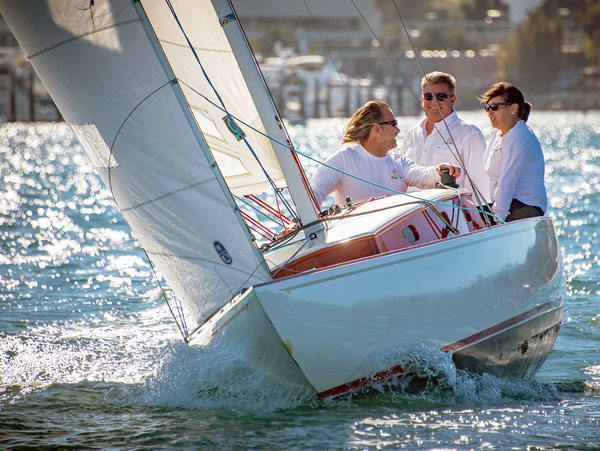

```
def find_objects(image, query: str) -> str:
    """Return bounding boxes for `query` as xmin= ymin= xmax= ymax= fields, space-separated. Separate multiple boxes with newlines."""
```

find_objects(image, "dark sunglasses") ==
xmin=423 ymin=92 xmax=451 ymax=101
xmin=484 ymin=102 xmax=513 ymax=112
xmin=378 ymin=119 xmax=398 ymax=127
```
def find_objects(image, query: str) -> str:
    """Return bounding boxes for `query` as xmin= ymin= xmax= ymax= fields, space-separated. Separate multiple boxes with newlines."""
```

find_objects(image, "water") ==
xmin=1 ymin=112 xmax=599 ymax=449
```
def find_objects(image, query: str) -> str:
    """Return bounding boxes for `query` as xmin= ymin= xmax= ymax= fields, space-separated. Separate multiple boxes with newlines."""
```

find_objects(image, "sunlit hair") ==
xmin=342 ymin=100 xmax=391 ymax=144
xmin=479 ymin=82 xmax=532 ymax=122
xmin=421 ymin=71 xmax=456 ymax=95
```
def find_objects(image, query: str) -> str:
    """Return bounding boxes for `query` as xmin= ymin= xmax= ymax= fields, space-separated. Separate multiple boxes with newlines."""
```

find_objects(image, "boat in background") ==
xmin=0 ymin=0 xmax=564 ymax=398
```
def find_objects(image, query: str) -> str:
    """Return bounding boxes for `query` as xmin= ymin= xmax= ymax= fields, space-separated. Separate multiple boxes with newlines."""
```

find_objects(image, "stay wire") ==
xmin=177 ymin=78 xmax=504 ymax=224
xmin=351 ymin=0 xmax=491 ymax=225
xmin=390 ymin=0 xmax=491 ymax=224
xmin=301 ymin=0 xmax=356 ymax=111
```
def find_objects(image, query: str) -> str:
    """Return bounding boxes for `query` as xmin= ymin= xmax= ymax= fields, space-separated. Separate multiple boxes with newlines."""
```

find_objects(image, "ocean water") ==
xmin=1 ymin=111 xmax=599 ymax=449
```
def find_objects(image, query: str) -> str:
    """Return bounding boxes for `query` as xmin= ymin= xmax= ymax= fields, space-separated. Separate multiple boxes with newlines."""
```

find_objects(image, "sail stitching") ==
xmin=120 ymin=178 xmax=214 ymax=212
xmin=27 ymin=20 xmax=140 ymax=60
xmin=157 ymin=39 xmax=231 ymax=53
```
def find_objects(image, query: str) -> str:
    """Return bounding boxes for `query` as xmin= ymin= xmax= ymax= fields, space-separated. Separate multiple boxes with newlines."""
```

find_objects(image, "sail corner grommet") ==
xmin=219 ymin=14 xmax=235 ymax=27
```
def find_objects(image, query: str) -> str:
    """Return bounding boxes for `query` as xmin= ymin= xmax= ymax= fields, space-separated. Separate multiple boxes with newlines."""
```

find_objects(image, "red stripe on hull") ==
xmin=317 ymin=302 xmax=561 ymax=399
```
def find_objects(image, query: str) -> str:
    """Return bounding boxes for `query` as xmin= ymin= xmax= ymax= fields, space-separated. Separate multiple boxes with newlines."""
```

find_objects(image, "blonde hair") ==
xmin=342 ymin=100 xmax=391 ymax=144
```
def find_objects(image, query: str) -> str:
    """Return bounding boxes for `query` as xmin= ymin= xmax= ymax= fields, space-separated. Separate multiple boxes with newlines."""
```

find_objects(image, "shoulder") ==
xmin=453 ymin=113 xmax=485 ymax=138
xmin=390 ymin=153 xmax=415 ymax=167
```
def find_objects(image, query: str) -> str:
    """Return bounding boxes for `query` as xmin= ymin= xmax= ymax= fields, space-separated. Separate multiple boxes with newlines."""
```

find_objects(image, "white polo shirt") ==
xmin=310 ymin=143 xmax=438 ymax=207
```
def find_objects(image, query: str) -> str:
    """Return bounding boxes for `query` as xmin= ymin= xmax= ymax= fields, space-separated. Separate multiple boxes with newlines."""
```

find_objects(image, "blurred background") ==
xmin=1 ymin=0 xmax=599 ymax=122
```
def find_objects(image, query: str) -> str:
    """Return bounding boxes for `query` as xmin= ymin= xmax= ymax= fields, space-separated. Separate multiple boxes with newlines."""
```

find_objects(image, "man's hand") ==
xmin=436 ymin=163 xmax=461 ymax=177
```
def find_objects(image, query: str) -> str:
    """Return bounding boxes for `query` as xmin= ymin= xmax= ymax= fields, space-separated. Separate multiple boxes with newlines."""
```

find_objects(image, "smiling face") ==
xmin=377 ymin=108 xmax=400 ymax=152
xmin=422 ymin=82 xmax=455 ymax=124
xmin=486 ymin=95 xmax=519 ymax=135
xmin=361 ymin=108 xmax=400 ymax=157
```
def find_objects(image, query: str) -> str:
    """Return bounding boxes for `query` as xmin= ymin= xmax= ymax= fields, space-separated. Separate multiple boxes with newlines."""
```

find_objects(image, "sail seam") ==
xmin=27 ymin=20 xmax=140 ymax=60
xmin=157 ymin=39 xmax=231 ymax=54
xmin=120 ymin=178 xmax=214 ymax=212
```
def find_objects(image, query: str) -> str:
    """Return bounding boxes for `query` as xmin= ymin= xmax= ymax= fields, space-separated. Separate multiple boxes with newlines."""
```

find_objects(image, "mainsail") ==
xmin=0 ymin=0 xmax=314 ymax=329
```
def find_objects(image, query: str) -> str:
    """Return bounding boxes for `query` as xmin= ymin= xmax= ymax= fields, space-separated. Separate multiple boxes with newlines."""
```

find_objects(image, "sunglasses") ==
xmin=484 ymin=102 xmax=513 ymax=112
xmin=378 ymin=119 xmax=398 ymax=127
xmin=423 ymin=92 xmax=451 ymax=101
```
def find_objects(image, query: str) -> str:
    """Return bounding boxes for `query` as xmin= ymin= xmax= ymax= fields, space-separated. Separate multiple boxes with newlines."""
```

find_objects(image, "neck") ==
xmin=361 ymin=140 xmax=388 ymax=158
xmin=425 ymin=110 xmax=452 ymax=135
xmin=500 ymin=119 xmax=519 ymax=136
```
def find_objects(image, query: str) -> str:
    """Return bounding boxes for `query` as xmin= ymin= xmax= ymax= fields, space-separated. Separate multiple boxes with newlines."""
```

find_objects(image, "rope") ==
xmin=177 ymin=78 xmax=503 ymax=224
xmin=349 ymin=0 xmax=492 ymax=224
xmin=164 ymin=0 xmax=300 ymax=223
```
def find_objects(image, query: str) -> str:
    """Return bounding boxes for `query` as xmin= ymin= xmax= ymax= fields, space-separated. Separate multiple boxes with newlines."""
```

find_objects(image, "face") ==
xmin=375 ymin=108 xmax=400 ymax=153
xmin=422 ymin=82 xmax=455 ymax=123
xmin=486 ymin=95 xmax=518 ymax=134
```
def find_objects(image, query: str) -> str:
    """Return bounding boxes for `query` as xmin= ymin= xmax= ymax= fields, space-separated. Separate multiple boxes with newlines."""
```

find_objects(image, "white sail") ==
xmin=0 ymin=0 xmax=288 ymax=328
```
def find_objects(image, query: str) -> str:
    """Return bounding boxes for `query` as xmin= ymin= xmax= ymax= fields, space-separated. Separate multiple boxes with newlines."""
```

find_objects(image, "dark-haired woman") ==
xmin=480 ymin=82 xmax=547 ymax=222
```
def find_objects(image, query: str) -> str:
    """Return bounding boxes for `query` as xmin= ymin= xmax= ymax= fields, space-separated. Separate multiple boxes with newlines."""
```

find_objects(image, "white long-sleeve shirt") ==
xmin=401 ymin=111 xmax=490 ymax=202
xmin=310 ymin=143 xmax=438 ymax=207
xmin=484 ymin=120 xmax=547 ymax=220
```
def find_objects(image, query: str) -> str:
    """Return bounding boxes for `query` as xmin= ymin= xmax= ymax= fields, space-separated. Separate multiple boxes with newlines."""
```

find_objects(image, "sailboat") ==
xmin=0 ymin=0 xmax=565 ymax=398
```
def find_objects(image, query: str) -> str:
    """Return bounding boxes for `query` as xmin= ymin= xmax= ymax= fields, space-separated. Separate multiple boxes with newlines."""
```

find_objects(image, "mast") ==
xmin=211 ymin=0 xmax=322 ymax=229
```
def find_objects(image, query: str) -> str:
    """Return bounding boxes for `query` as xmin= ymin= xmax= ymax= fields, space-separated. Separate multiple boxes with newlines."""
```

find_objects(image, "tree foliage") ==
xmin=582 ymin=0 xmax=600 ymax=64
xmin=499 ymin=6 xmax=563 ymax=91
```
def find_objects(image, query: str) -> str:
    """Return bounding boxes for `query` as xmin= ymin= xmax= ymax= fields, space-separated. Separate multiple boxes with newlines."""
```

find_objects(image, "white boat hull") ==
xmin=192 ymin=215 xmax=564 ymax=397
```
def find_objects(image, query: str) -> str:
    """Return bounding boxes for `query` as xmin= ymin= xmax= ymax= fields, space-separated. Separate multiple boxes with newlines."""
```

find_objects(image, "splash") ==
xmin=136 ymin=341 xmax=314 ymax=412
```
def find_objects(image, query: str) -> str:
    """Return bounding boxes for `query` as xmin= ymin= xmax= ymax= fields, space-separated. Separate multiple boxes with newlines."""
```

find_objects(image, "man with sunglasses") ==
xmin=401 ymin=71 xmax=489 ymax=207
xmin=310 ymin=100 xmax=460 ymax=208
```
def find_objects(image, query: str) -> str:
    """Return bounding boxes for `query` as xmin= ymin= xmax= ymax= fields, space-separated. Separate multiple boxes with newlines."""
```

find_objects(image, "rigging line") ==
xmin=301 ymin=0 xmax=356 ymax=111
xmin=140 ymin=247 xmax=190 ymax=342
xmin=390 ymin=0 xmax=491 ymax=222
xmin=178 ymin=78 xmax=503 ymax=224
xmin=352 ymin=0 xmax=465 ymax=170
xmin=163 ymin=0 xmax=300 ymax=223
xmin=270 ymin=235 xmax=315 ymax=278
xmin=234 ymin=194 xmax=291 ymax=228
xmin=352 ymin=0 xmax=490 ymax=224
xmin=185 ymin=258 xmax=272 ymax=341
xmin=350 ymin=0 xmax=486 ymax=211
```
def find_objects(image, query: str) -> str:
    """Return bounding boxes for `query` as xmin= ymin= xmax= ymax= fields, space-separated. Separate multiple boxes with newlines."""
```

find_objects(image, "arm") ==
xmin=460 ymin=128 xmax=490 ymax=201
xmin=309 ymin=153 xmax=343 ymax=207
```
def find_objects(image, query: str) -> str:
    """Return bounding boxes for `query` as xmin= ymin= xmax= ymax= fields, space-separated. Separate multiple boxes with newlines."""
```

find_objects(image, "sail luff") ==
xmin=211 ymin=0 xmax=322 ymax=227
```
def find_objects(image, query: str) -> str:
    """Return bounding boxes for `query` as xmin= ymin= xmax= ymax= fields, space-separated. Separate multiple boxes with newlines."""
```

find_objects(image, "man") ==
xmin=310 ymin=100 xmax=460 ymax=208
xmin=401 ymin=71 xmax=489 ymax=204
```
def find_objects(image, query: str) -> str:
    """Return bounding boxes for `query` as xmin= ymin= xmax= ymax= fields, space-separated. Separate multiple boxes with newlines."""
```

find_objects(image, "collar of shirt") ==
xmin=419 ymin=110 xmax=458 ymax=139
